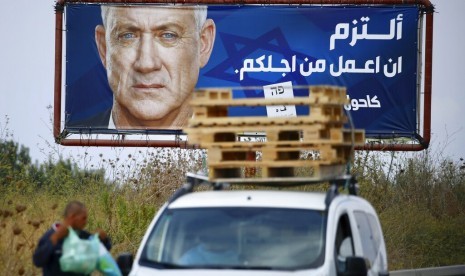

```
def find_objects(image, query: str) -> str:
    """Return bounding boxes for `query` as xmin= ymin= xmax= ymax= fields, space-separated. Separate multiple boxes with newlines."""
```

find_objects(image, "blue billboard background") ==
xmin=65 ymin=4 xmax=419 ymax=138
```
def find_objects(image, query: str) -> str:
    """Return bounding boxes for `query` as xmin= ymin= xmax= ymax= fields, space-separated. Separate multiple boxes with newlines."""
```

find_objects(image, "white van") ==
xmin=118 ymin=180 xmax=389 ymax=276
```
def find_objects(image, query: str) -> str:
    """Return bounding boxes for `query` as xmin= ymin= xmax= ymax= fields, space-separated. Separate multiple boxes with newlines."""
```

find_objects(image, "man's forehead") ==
xmin=68 ymin=208 xmax=87 ymax=218
xmin=76 ymin=208 xmax=88 ymax=215
xmin=106 ymin=6 xmax=196 ymax=25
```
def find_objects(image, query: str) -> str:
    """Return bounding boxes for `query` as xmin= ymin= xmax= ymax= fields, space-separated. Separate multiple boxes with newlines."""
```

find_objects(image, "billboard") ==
xmin=64 ymin=4 xmax=420 ymax=139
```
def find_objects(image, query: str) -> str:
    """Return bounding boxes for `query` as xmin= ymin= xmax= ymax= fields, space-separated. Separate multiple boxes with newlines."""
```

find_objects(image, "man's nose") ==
xmin=134 ymin=34 xmax=162 ymax=73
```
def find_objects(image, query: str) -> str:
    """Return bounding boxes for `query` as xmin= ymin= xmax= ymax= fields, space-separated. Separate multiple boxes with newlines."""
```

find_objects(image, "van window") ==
xmin=354 ymin=211 xmax=380 ymax=262
xmin=140 ymin=207 xmax=326 ymax=270
xmin=367 ymin=213 xmax=382 ymax=252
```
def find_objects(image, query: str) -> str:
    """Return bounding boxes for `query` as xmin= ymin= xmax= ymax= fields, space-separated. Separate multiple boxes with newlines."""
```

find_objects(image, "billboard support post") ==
xmin=54 ymin=0 xmax=65 ymax=142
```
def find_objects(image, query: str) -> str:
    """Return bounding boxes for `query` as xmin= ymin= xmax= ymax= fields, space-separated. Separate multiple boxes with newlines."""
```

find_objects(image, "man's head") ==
xmin=95 ymin=5 xmax=216 ymax=129
xmin=63 ymin=201 xmax=88 ymax=230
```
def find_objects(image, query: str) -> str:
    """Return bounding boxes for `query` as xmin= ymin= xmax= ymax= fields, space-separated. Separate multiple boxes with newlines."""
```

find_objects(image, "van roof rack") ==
xmin=168 ymin=172 xmax=359 ymax=204
xmin=168 ymin=173 xmax=229 ymax=203
xmin=325 ymin=175 xmax=359 ymax=207
xmin=186 ymin=171 xmax=356 ymax=187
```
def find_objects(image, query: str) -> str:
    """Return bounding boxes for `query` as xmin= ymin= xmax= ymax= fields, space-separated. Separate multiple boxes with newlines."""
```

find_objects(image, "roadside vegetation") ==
xmin=1 ymin=130 xmax=464 ymax=274
xmin=354 ymin=149 xmax=465 ymax=268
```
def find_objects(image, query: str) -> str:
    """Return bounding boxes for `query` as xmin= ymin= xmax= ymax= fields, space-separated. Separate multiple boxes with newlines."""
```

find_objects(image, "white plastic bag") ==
xmin=59 ymin=227 xmax=100 ymax=274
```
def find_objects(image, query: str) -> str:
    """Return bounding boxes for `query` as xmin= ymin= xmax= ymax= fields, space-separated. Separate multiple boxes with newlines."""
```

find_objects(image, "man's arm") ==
xmin=32 ymin=230 xmax=56 ymax=267
xmin=33 ymin=224 xmax=70 ymax=267
xmin=101 ymin=236 xmax=112 ymax=251
xmin=96 ymin=228 xmax=112 ymax=251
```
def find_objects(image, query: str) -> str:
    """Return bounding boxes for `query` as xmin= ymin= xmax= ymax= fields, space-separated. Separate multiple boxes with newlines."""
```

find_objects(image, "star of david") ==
xmin=203 ymin=27 xmax=317 ymax=97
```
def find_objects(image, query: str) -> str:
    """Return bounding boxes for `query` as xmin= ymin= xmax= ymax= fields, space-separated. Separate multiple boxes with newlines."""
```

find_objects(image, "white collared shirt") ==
xmin=108 ymin=111 xmax=116 ymax=129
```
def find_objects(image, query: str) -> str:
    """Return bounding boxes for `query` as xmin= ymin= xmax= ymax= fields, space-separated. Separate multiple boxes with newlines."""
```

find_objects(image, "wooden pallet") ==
xmin=186 ymin=125 xmax=364 ymax=147
xmin=191 ymin=86 xmax=347 ymax=123
xmin=190 ymin=105 xmax=346 ymax=126
xmin=207 ymin=144 xmax=352 ymax=167
xmin=193 ymin=86 xmax=347 ymax=106
xmin=208 ymin=163 xmax=347 ymax=181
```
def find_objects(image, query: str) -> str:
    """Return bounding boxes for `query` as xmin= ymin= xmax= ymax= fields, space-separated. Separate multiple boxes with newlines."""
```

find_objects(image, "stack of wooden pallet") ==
xmin=184 ymin=86 xmax=365 ymax=182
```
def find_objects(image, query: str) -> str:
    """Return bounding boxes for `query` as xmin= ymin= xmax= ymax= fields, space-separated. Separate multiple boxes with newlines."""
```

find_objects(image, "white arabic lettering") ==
xmin=330 ymin=13 xmax=403 ymax=50
xmin=344 ymin=95 xmax=381 ymax=111
xmin=238 ymin=55 xmax=403 ymax=80
xmin=330 ymin=55 xmax=402 ymax=78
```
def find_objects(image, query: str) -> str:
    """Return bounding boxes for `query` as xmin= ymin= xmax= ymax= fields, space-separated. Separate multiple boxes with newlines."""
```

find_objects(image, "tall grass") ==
xmin=355 ymin=150 xmax=465 ymax=269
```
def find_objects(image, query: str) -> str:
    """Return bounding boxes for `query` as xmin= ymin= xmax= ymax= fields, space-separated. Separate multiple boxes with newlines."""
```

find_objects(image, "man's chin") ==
xmin=134 ymin=112 xmax=171 ymax=122
xmin=129 ymin=113 xmax=177 ymax=127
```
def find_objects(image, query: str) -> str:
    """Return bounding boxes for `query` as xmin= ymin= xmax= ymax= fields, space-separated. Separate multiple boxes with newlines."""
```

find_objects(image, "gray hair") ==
xmin=101 ymin=5 xmax=207 ymax=32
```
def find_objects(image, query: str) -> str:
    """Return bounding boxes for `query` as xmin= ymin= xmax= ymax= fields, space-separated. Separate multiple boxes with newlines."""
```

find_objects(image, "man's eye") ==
xmin=160 ymin=32 xmax=179 ymax=43
xmin=119 ymin=32 xmax=136 ymax=40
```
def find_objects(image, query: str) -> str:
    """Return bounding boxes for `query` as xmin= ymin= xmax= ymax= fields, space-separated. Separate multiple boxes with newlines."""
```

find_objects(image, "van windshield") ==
xmin=140 ymin=207 xmax=326 ymax=270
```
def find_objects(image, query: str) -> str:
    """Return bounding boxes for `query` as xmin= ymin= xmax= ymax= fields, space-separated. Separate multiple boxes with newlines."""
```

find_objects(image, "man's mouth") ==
xmin=133 ymin=83 xmax=165 ymax=89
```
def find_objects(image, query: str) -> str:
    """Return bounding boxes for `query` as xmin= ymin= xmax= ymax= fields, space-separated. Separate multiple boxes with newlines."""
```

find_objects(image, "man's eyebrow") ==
xmin=152 ymin=23 xmax=187 ymax=36
xmin=111 ymin=19 xmax=186 ymax=30
xmin=111 ymin=23 xmax=141 ymax=35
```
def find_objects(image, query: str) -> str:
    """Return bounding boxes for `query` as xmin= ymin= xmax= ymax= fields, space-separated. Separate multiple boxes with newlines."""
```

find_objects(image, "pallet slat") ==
xmin=186 ymin=126 xmax=364 ymax=146
xmin=190 ymin=106 xmax=346 ymax=125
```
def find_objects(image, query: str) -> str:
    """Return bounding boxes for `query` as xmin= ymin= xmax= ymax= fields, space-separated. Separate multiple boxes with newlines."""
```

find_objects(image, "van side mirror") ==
xmin=116 ymin=252 xmax=134 ymax=276
xmin=343 ymin=256 xmax=368 ymax=276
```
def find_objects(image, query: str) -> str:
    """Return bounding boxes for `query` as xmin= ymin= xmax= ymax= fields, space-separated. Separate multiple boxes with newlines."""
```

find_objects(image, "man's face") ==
xmin=71 ymin=209 xmax=88 ymax=230
xmin=96 ymin=6 xmax=213 ymax=127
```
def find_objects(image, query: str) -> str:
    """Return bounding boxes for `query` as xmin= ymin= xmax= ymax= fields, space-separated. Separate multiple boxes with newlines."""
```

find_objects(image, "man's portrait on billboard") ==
xmin=71 ymin=5 xmax=216 ymax=130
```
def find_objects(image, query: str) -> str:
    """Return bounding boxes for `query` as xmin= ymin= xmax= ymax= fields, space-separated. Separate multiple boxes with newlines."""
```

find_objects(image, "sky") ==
xmin=0 ymin=1 xmax=464 ymax=167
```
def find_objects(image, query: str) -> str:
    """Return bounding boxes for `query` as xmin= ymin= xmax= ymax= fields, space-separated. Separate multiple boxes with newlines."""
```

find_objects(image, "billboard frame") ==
xmin=54 ymin=0 xmax=434 ymax=151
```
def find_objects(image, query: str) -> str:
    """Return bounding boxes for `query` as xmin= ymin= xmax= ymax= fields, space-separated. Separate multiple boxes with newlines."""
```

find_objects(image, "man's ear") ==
xmin=199 ymin=19 xmax=216 ymax=68
xmin=95 ymin=25 xmax=107 ymax=68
